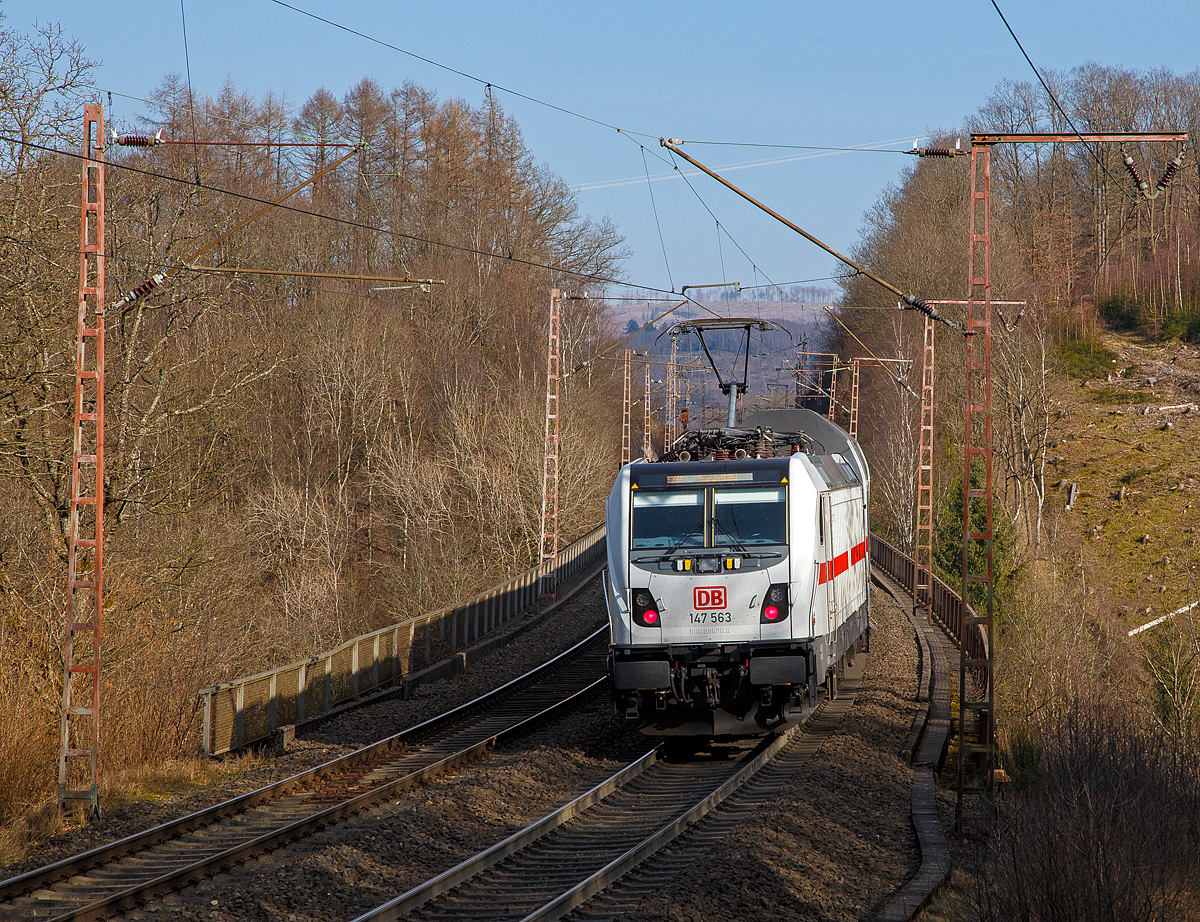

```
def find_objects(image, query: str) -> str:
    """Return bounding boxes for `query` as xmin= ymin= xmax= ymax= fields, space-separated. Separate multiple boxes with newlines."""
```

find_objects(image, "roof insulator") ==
xmin=1155 ymin=154 xmax=1183 ymax=193
xmin=113 ymin=129 xmax=165 ymax=147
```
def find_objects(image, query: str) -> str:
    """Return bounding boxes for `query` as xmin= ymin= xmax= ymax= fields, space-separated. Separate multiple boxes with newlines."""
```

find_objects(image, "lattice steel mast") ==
xmin=958 ymin=144 xmax=996 ymax=824
xmin=59 ymin=104 xmax=106 ymax=816
xmin=915 ymin=317 xmax=935 ymax=622
xmin=643 ymin=365 xmax=652 ymax=460
xmin=539 ymin=289 xmax=561 ymax=601
xmin=621 ymin=349 xmax=632 ymax=467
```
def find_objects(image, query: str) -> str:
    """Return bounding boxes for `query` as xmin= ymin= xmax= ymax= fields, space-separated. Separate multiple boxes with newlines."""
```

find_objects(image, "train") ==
xmin=603 ymin=407 xmax=871 ymax=736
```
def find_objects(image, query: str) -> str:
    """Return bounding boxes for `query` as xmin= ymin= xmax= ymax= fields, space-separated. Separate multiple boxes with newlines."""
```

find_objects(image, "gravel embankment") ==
xmin=6 ymin=576 xmax=930 ymax=922
xmin=601 ymin=583 xmax=924 ymax=922
xmin=0 ymin=576 xmax=611 ymax=883
xmin=122 ymin=698 xmax=653 ymax=921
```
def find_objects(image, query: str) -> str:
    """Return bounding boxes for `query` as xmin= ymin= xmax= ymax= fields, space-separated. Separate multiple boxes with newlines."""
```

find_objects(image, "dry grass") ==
xmin=982 ymin=701 xmax=1200 ymax=922
xmin=1050 ymin=335 xmax=1200 ymax=626
xmin=0 ymin=549 xmax=267 ymax=867
xmin=0 ymin=735 xmax=264 ymax=868
xmin=918 ymin=332 xmax=1200 ymax=922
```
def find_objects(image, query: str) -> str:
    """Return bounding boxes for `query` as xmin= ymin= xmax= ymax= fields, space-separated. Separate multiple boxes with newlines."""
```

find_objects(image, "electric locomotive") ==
xmin=604 ymin=408 xmax=870 ymax=736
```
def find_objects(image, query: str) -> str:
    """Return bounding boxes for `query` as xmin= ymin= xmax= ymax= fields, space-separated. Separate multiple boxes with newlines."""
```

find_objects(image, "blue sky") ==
xmin=11 ymin=1 xmax=1200 ymax=298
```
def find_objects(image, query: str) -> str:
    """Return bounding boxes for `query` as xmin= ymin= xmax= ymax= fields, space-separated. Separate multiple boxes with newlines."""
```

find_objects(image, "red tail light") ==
xmin=633 ymin=590 xmax=663 ymax=628
xmin=760 ymin=583 xmax=790 ymax=623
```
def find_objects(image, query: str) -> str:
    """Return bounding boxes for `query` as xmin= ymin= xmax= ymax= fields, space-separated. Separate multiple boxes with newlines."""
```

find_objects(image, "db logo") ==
xmin=693 ymin=587 xmax=726 ymax=609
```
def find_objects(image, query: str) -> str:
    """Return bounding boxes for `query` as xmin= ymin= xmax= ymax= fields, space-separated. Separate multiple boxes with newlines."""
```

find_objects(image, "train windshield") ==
xmin=713 ymin=486 xmax=787 ymax=547
xmin=631 ymin=489 xmax=705 ymax=549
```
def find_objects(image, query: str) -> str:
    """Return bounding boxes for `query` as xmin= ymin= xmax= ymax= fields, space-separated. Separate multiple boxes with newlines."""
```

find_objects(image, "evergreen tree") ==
xmin=933 ymin=460 xmax=1017 ymax=613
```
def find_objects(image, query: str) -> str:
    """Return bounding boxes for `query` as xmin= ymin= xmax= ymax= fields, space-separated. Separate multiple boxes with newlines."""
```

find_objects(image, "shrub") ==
xmin=983 ymin=700 xmax=1200 ymax=922
xmin=1098 ymin=292 xmax=1146 ymax=331
xmin=1057 ymin=339 xmax=1117 ymax=381
xmin=933 ymin=462 xmax=1018 ymax=613
xmin=1161 ymin=311 xmax=1200 ymax=342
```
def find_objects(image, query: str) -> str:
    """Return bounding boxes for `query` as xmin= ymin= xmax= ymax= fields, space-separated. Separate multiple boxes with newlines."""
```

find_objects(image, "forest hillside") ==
xmin=0 ymin=19 xmax=626 ymax=853
xmin=838 ymin=64 xmax=1200 ymax=918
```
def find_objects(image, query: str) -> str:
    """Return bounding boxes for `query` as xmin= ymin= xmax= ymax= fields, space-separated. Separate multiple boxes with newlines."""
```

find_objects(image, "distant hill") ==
xmin=604 ymin=298 xmax=840 ymax=427
xmin=606 ymin=295 xmax=838 ymax=335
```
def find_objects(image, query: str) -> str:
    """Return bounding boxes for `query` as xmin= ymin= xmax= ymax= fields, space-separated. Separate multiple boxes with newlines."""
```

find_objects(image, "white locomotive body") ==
xmin=604 ymin=409 xmax=870 ymax=736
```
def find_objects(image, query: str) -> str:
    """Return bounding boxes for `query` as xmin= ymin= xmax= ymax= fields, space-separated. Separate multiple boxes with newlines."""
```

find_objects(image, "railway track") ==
xmin=355 ymin=656 xmax=864 ymax=922
xmin=0 ymin=628 xmax=609 ymax=922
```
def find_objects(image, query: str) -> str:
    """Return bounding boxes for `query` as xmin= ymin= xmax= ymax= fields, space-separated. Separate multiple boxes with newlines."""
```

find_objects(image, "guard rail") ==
xmin=198 ymin=525 xmax=606 ymax=756
xmin=869 ymin=533 xmax=989 ymax=666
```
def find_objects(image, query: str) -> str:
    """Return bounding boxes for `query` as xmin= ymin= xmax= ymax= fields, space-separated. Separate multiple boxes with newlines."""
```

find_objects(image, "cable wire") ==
xmin=665 ymin=146 xmax=794 ymax=304
xmin=716 ymin=220 xmax=726 ymax=284
xmin=641 ymin=145 xmax=674 ymax=292
xmin=988 ymin=0 xmax=1139 ymax=204
xmin=9 ymin=133 xmax=673 ymax=295
xmin=266 ymin=0 xmax=657 ymax=141
xmin=179 ymin=0 xmax=203 ymax=185
xmin=738 ymin=275 xmax=841 ymax=291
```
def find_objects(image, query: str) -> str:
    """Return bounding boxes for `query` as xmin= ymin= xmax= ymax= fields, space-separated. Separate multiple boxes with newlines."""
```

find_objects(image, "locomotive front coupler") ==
xmin=622 ymin=694 xmax=640 ymax=720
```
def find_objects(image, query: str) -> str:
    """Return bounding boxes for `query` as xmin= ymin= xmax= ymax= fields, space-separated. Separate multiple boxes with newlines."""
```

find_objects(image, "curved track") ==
xmin=0 ymin=629 xmax=608 ymax=922
xmin=355 ymin=657 xmax=863 ymax=922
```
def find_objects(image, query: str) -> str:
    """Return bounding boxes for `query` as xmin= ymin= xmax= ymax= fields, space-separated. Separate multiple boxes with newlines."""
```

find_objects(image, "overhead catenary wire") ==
xmin=27 ymin=124 xmax=706 ymax=386
xmin=9 ymin=134 xmax=674 ymax=297
xmin=109 ymin=144 xmax=364 ymax=310
xmin=34 ymin=10 xmax=891 ymax=312
xmin=660 ymin=139 xmax=966 ymax=334
xmin=653 ymin=144 xmax=841 ymax=358
xmin=52 ymin=15 xmax=834 ymax=383
xmin=823 ymin=306 xmax=918 ymax=400
xmin=264 ymin=0 xmax=917 ymax=228
xmin=987 ymin=0 xmax=1141 ymax=205
xmin=267 ymin=0 xmax=656 ymax=142
xmin=267 ymin=0 xmax=791 ymax=303
xmin=660 ymin=144 xmax=917 ymax=364
xmin=737 ymin=275 xmax=841 ymax=291
xmin=183 ymin=266 xmax=444 ymax=284
xmin=662 ymin=146 xmax=795 ymax=304
xmin=26 ymin=133 xmax=755 ymax=394
xmin=179 ymin=0 xmax=202 ymax=185
xmin=641 ymin=145 xmax=674 ymax=292
xmin=21 ymin=237 xmax=403 ymax=305
xmin=114 ymin=138 xmax=358 ymax=147
xmin=572 ymin=144 xmax=916 ymax=193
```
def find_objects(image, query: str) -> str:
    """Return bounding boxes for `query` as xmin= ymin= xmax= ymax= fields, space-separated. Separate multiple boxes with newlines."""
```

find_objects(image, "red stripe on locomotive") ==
xmin=818 ymin=539 xmax=868 ymax=584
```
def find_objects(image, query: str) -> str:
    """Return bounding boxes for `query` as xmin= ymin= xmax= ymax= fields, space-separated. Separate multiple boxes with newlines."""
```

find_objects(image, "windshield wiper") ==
xmin=714 ymin=528 xmax=750 ymax=553
xmin=667 ymin=523 xmax=706 ymax=553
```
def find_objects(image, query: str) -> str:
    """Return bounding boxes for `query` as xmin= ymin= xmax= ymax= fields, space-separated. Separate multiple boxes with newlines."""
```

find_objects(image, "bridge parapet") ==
xmin=199 ymin=525 xmax=606 ymax=757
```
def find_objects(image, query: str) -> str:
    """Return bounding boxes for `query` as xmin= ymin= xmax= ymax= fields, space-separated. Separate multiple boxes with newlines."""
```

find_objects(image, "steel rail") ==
xmin=0 ymin=627 xmax=609 ymax=920
xmin=18 ymin=675 xmax=606 ymax=922
xmin=354 ymin=682 xmax=842 ymax=922
xmin=524 ymin=709 xmax=812 ymax=922
xmin=359 ymin=749 xmax=663 ymax=922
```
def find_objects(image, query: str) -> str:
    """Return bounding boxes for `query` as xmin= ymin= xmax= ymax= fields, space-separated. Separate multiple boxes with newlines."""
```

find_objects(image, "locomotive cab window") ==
xmin=713 ymin=486 xmax=786 ymax=546
xmin=631 ymin=489 xmax=705 ymax=549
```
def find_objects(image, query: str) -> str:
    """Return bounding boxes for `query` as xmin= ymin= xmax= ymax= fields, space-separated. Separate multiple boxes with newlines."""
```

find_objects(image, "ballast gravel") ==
xmin=4 ymin=577 xmax=929 ymax=922
xmin=0 ymin=578 xmax=610 ymax=881
xmin=604 ymin=585 xmax=923 ymax=922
